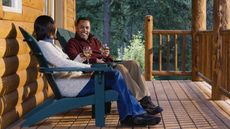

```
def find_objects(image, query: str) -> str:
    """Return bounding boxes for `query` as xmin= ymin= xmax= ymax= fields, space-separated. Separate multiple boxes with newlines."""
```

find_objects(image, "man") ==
xmin=66 ymin=17 xmax=163 ymax=115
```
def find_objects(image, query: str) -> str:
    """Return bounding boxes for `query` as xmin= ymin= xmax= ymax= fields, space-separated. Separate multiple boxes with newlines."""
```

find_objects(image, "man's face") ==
xmin=76 ymin=20 xmax=91 ymax=40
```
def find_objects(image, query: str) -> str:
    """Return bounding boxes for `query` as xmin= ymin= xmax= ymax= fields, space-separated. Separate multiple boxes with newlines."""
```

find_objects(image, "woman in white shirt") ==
xmin=33 ymin=15 xmax=161 ymax=126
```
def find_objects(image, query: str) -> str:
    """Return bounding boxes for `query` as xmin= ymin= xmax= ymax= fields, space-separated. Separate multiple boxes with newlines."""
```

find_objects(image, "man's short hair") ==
xmin=75 ymin=17 xmax=90 ymax=26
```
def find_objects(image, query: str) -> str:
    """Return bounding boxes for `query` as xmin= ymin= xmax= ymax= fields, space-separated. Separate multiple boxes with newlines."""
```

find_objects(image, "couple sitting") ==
xmin=33 ymin=15 xmax=163 ymax=126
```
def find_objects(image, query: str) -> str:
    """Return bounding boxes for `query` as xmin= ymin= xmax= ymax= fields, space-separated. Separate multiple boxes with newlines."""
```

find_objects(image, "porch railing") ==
xmin=144 ymin=15 xmax=192 ymax=80
xmin=152 ymin=30 xmax=192 ymax=76
xmin=196 ymin=31 xmax=214 ymax=84
xmin=219 ymin=30 xmax=230 ymax=96
xmin=144 ymin=15 xmax=230 ymax=98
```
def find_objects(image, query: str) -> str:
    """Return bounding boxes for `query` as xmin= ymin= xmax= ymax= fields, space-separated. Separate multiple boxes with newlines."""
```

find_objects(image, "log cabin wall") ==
xmin=65 ymin=0 xmax=76 ymax=31
xmin=55 ymin=0 xmax=76 ymax=32
xmin=0 ymin=0 xmax=76 ymax=128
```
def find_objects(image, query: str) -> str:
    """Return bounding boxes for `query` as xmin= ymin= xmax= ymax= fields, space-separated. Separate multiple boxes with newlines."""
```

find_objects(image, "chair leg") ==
xmin=91 ymin=102 xmax=111 ymax=118
xmin=105 ymin=102 xmax=111 ymax=114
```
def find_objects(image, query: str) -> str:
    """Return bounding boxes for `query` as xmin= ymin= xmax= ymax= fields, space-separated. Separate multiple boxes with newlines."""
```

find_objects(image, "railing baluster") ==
xmin=201 ymin=34 xmax=204 ymax=74
xmin=174 ymin=34 xmax=178 ymax=71
xmin=166 ymin=34 xmax=170 ymax=71
xmin=205 ymin=34 xmax=208 ymax=77
xmin=223 ymin=35 xmax=227 ymax=90
xmin=182 ymin=34 xmax=186 ymax=72
xmin=159 ymin=34 xmax=162 ymax=71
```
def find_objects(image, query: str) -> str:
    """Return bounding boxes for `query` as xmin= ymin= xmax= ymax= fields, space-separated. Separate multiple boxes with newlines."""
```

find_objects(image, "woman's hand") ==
xmin=96 ymin=58 xmax=105 ymax=63
xmin=74 ymin=53 xmax=86 ymax=63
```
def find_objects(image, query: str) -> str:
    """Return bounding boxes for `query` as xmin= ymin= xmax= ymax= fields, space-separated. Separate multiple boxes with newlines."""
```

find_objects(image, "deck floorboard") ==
xmin=11 ymin=80 xmax=230 ymax=129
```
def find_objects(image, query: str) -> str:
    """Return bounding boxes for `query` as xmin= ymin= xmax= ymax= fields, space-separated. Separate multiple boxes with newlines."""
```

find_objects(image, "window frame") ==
xmin=2 ymin=0 xmax=22 ymax=13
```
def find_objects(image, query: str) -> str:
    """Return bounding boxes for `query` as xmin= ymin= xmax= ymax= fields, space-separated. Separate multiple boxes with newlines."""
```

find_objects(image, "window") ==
xmin=2 ymin=0 xmax=22 ymax=13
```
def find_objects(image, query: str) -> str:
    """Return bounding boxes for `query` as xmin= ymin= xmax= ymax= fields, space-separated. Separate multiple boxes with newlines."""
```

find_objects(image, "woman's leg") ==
xmin=77 ymin=70 xmax=145 ymax=120
xmin=104 ymin=70 xmax=146 ymax=120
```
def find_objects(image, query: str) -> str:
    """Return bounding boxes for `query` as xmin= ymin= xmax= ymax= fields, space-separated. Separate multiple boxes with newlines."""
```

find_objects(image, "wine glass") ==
xmin=100 ymin=44 xmax=110 ymax=57
xmin=83 ymin=46 xmax=92 ymax=64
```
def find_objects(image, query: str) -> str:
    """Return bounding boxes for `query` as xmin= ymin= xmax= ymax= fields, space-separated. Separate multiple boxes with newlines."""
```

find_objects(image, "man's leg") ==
xmin=116 ymin=64 xmax=147 ymax=100
xmin=118 ymin=60 xmax=163 ymax=115
xmin=117 ymin=60 xmax=150 ymax=98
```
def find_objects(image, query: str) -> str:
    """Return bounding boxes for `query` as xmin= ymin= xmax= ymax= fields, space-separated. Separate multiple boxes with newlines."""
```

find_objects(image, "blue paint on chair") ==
xmin=19 ymin=27 xmax=118 ymax=127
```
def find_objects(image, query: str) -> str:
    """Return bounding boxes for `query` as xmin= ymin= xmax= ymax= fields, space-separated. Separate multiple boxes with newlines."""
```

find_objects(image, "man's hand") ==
xmin=102 ymin=49 xmax=110 ymax=57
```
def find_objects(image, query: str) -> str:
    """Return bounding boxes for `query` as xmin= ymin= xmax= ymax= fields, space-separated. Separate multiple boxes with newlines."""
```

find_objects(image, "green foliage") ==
xmin=121 ymin=32 xmax=145 ymax=71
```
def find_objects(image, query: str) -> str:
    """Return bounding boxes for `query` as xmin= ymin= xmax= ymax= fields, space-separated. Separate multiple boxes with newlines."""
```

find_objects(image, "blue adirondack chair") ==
xmin=56 ymin=28 xmax=75 ymax=53
xmin=19 ymin=27 xmax=118 ymax=127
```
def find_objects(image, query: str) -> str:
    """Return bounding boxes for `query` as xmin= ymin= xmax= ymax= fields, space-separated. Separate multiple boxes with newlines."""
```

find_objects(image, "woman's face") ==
xmin=76 ymin=20 xmax=91 ymax=40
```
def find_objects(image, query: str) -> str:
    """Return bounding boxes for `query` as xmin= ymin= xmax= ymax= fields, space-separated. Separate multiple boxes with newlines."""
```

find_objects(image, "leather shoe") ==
xmin=145 ymin=106 xmax=163 ymax=115
xmin=120 ymin=114 xmax=161 ymax=126
xmin=140 ymin=96 xmax=163 ymax=115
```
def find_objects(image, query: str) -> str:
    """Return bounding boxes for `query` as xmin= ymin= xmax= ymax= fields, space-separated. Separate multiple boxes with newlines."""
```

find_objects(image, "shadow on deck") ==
xmin=11 ymin=80 xmax=230 ymax=129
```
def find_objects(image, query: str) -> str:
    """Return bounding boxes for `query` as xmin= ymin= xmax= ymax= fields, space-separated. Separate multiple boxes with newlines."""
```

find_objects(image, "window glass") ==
xmin=3 ymin=0 xmax=12 ymax=6
xmin=2 ymin=0 xmax=22 ymax=13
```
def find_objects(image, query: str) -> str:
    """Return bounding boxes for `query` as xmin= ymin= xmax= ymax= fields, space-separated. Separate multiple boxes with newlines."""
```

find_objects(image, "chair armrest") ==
xmin=39 ymin=64 xmax=113 ymax=73
xmin=113 ymin=60 xmax=123 ymax=63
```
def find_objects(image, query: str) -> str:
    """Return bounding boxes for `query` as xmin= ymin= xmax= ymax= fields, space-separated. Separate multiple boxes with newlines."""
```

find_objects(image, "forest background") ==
xmin=76 ymin=0 xmax=213 ymax=76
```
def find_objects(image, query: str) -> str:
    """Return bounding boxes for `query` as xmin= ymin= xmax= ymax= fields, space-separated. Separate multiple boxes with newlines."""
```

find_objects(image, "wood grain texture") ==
xmin=0 ymin=38 xmax=30 ymax=58
xmin=2 ymin=6 xmax=42 ymax=22
xmin=0 ymin=20 xmax=33 ymax=38
xmin=0 ymin=90 xmax=50 ymax=129
xmin=0 ymin=67 xmax=41 ymax=96
xmin=0 ymin=54 xmax=37 ymax=77
xmin=0 ymin=0 xmax=3 ymax=18
xmin=0 ymin=77 xmax=47 ymax=115
xmin=23 ymin=0 xmax=44 ymax=10
xmin=0 ymin=0 xmax=76 ymax=128
xmin=191 ymin=0 xmax=206 ymax=81
xmin=144 ymin=15 xmax=153 ymax=80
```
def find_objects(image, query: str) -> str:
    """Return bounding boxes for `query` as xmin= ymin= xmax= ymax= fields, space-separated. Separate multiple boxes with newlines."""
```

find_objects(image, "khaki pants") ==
xmin=116 ymin=60 xmax=150 ymax=100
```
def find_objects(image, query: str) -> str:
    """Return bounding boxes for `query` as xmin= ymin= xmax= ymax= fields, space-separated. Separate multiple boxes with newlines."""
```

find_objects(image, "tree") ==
xmin=103 ymin=0 xmax=112 ymax=45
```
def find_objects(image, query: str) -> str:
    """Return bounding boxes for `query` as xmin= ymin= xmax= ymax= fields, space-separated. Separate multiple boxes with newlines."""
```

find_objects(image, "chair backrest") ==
xmin=19 ymin=27 xmax=62 ymax=99
xmin=56 ymin=28 xmax=75 ymax=53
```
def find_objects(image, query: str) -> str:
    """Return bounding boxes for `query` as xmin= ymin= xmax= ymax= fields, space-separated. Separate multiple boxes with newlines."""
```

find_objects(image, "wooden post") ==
xmin=212 ymin=0 xmax=228 ymax=100
xmin=191 ymin=0 xmax=206 ymax=81
xmin=144 ymin=15 xmax=153 ymax=81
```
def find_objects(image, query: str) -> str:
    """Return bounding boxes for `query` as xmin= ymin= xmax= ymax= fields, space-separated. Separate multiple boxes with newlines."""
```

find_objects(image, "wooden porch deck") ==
xmin=11 ymin=80 xmax=230 ymax=129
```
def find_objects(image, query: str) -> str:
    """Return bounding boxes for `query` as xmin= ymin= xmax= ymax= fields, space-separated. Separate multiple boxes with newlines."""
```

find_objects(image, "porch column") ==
xmin=191 ymin=0 xmax=206 ymax=81
xmin=212 ymin=0 xmax=229 ymax=100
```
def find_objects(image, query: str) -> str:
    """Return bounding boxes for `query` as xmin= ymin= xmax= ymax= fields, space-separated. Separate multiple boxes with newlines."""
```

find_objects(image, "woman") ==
xmin=33 ymin=15 xmax=161 ymax=126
